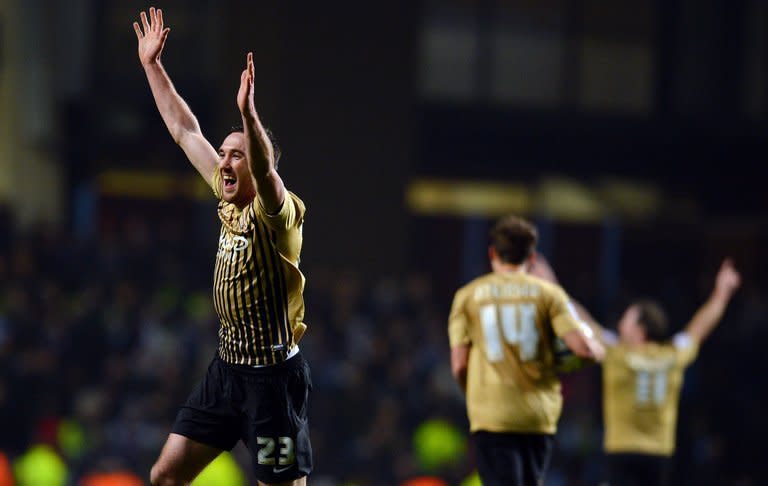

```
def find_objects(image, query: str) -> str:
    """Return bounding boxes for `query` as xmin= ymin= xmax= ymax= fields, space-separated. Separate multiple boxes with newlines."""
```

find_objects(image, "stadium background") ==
xmin=0 ymin=0 xmax=766 ymax=484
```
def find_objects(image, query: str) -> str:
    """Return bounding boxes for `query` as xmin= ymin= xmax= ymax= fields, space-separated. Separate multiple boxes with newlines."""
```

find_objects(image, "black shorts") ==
xmin=473 ymin=431 xmax=554 ymax=486
xmin=605 ymin=452 xmax=671 ymax=486
xmin=172 ymin=352 xmax=313 ymax=483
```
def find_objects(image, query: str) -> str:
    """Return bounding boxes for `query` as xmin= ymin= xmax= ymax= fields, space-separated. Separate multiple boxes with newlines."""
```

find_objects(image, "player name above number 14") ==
xmin=473 ymin=283 xmax=541 ymax=301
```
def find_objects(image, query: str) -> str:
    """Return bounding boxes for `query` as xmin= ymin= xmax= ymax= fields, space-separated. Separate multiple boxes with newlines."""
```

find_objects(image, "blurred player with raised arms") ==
xmin=133 ymin=7 xmax=311 ymax=486
xmin=532 ymin=257 xmax=741 ymax=485
xmin=448 ymin=216 xmax=605 ymax=486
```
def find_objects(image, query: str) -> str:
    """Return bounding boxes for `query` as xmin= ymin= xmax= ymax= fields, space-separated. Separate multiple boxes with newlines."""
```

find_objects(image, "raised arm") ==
xmin=237 ymin=52 xmax=286 ymax=214
xmin=560 ymin=322 xmax=605 ymax=361
xmin=684 ymin=259 xmax=741 ymax=342
xmin=530 ymin=253 xmax=609 ymax=338
xmin=133 ymin=7 xmax=217 ymax=185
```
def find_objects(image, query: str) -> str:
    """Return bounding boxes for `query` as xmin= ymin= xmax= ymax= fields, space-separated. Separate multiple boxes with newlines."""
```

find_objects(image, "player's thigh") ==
xmin=521 ymin=433 xmax=554 ymax=485
xmin=152 ymin=433 xmax=223 ymax=483
xmin=473 ymin=431 xmax=525 ymax=486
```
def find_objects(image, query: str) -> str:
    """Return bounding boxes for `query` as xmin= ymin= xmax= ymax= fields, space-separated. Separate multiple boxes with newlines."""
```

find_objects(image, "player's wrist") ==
xmin=712 ymin=286 xmax=734 ymax=302
xmin=142 ymin=57 xmax=162 ymax=69
xmin=711 ymin=287 xmax=734 ymax=305
xmin=240 ymin=109 xmax=257 ymax=122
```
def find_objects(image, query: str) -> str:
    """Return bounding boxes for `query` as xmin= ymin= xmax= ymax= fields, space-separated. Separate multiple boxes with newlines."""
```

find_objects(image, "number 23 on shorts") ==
xmin=257 ymin=436 xmax=295 ymax=467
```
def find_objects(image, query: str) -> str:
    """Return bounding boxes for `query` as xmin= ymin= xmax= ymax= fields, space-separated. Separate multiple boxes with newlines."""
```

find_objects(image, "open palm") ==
xmin=133 ymin=7 xmax=170 ymax=66
xmin=237 ymin=52 xmax=256 ymax=116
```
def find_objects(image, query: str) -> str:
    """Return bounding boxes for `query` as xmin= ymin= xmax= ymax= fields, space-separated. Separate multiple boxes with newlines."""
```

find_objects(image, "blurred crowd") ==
xmin=0 ymin=211 xmax=766 ymax=485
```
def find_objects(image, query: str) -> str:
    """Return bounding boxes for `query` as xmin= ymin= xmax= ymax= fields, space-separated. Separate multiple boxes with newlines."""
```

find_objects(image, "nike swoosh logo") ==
xmin=273 ymin=465 xmax=293 ymax=474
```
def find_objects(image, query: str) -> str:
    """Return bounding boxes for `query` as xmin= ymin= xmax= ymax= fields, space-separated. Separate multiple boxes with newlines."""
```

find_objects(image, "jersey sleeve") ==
xmin=672 ymin=332 xmax=699 ymax=366
xmin=257 ymin=191 xmax=306 ymax=232
xmin=547 ymin=285 xmax=581 ymax=337
xmin=600 ymin=328 xmax=619 ymax=347
xmin=448 ymin=286 xmax=472 ymax=347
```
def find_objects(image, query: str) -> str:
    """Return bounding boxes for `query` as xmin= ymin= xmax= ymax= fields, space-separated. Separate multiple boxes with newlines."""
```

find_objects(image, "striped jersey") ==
xmin=211 ymin=170 xmax=307 ymax=365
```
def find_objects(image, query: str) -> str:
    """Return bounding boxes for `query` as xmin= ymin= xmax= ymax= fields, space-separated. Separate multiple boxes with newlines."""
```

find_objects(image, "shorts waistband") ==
xmin=216 ymin=347 xmax=303 ymax=375
xmin=249 ymin=344 xmax=299 ymax=366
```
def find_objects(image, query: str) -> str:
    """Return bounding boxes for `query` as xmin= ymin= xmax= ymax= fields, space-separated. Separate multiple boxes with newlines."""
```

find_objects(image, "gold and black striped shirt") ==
xmin=211 ymin=171 xmax=307 ymax=365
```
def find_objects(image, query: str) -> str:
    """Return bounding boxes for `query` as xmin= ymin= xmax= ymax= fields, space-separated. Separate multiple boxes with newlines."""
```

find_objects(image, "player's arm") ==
xmin=545 ymin=280 xmax=605 ymax=361
xmin=683 ymin=258 xmax=741 ymax=342
xmin=448 ymin=287 xmax=472 ymax=394
xmin=530 ymin=253 xmax=611 ymax=342
xmin=133 ymin=7 xmax=218 ymax=186
xmin=450 ymin=345 xmax=470 ymax=395
xmin=560 ymin=325 xmax=604 ymax=360
xmin=237 ymin=52 xmax=286 ymax=214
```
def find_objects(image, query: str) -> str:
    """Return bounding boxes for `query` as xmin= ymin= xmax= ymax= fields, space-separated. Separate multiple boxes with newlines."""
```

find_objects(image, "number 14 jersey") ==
xmin=448 ymin=271 xmax=581 ymax=434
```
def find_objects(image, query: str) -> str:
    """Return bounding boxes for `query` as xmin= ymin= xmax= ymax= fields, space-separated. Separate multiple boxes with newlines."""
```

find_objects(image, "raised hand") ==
xmin=133 ymin=7 xmax=170 ymax=66
xmin=715 ymin=258 xmax=741 ymax=297
xmin=530 ymin=253 xmax=559 ymax=284
xmin=237 ymin=52 xmax=256 ymax=117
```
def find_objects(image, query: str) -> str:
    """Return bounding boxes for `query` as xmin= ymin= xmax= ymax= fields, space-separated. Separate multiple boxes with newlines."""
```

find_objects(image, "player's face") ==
xmin=218 ymin=132 xmax=256 ymax=207
xmin=618 ymin=305 xmax=645 ymax=344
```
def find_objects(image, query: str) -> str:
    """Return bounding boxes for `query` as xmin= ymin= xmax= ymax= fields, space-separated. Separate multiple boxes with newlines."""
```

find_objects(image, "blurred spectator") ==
xmin=13 ymin=444 xmax=67 ymax=486
xmin=0 ymin=452 xmax=12 ymax=486
xmin=190 ymin=452 xmax=245 ymax=486
xmin=80 ymin=470 xmax=143 ymax=486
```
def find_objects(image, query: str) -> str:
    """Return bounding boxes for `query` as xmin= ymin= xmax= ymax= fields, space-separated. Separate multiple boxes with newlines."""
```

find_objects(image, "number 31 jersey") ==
xmin=448 ymin=272 xmax=581 ymax=434
xmin=601 ymin=332 xmax=698 ymax=456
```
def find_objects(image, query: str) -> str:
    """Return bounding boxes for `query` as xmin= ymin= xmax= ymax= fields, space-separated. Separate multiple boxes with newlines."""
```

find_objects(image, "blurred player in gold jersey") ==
xmin=449 ymin=216 xmax=605 ymax=486
xmin=532 ymin=257 xmax=741 ymax=486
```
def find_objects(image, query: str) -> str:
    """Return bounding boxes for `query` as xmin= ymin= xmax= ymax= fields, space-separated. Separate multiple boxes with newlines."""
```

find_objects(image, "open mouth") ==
xmin=223 ymin=174 xmax=237 ymax=188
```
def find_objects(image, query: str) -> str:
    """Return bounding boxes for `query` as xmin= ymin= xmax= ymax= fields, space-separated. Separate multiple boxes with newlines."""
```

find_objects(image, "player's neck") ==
xmin=231 ymin=194 xmax=256 ymax=211
xmin=621 ymin=335 xmax=647 ymax=348
xmin=491 ymin=261 xmax=527 ymax=274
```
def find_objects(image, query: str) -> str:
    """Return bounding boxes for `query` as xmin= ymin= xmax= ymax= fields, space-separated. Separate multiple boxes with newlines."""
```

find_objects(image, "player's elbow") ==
xmin=170 ymin=126 xmax=188 ymax=145
xmin=170 ymin=122 xmax=201 ymax=146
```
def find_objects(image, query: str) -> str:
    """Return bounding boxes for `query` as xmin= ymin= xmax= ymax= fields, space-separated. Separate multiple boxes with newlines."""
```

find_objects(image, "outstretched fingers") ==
xmin=136 ymin=8 xmax=168 ymax=38
xmin=247 ymin=52 xmax=255 ymax=84
xmin=140 ymin=10 xmax=150 ymax=34
xmin=149 ymin=7 xmax=157 ymax=31
xmin=240 ymin=68 xmax=249 ymax=90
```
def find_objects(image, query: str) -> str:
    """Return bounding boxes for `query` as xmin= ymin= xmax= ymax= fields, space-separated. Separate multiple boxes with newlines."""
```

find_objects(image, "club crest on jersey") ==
xmin=217 ymin=234 xmax=249 ymax=259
